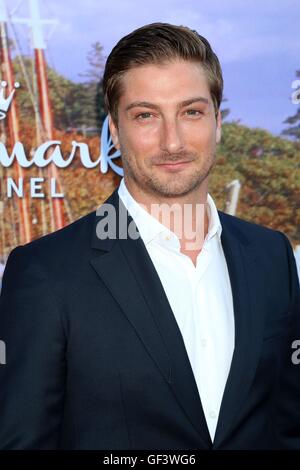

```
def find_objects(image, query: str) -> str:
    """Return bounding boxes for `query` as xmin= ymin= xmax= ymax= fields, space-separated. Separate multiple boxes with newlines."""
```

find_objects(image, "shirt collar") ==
xmin=117 ymin=177 xmax=222 ymax=247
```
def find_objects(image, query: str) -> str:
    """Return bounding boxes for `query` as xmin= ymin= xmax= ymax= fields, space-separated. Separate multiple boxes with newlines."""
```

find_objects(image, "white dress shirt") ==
xmin=118 ymin=178 xmax=235 ymax=441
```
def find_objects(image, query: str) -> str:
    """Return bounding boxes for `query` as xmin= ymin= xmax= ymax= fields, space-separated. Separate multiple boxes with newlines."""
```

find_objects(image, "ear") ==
xmin=108 ymin=114 xmax=120 ymax=149
xmin=215 ymin=109 xmax=222 ymax=144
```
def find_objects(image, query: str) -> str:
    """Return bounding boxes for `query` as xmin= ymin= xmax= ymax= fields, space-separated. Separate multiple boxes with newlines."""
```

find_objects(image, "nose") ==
xmin=160 ymin=117 xmax=184 ymax=154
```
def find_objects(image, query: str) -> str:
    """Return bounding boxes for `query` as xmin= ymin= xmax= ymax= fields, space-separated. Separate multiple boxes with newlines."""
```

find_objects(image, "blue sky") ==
xmin=9 ymin=0 xmax=300 ymax=136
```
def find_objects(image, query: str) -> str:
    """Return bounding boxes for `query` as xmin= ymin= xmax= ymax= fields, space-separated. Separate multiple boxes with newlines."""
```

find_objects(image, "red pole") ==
xmin=34 ymin=48 xmax=65 ymax=230
xmin=0 ymin=21 xmax=31 ymax=244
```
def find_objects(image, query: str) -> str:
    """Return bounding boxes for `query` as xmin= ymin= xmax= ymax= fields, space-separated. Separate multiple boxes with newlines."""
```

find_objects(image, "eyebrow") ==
xmin=125 ymin=96 xmax=210 ymax=112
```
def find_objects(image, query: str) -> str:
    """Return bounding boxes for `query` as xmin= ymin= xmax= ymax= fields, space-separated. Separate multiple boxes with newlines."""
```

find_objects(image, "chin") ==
xmin=147 ymin=177 xmax=203 ymax=198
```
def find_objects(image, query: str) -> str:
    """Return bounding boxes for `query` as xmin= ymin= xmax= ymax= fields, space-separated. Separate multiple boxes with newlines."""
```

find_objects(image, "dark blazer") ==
xmin=0 ymin=188 xmax=299 ymax=450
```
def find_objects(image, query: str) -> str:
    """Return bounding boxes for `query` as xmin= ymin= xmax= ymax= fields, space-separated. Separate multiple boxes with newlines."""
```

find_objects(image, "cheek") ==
xmin=185 ymin=129 xmax=215 ymax=151
xmin=181 ymin=120 xmax=216 ymax=144
xmin=126 ymin=126 xmax=159 ymax=154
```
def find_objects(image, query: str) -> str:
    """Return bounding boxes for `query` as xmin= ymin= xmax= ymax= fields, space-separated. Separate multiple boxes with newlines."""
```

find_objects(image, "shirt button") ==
xmin=200 ymin=338 xmax=207 ymax=347
xmin=165 ymin=235 xmax=171 ymax=241
xmin=209 ymin=410 xmax=217 ymax=419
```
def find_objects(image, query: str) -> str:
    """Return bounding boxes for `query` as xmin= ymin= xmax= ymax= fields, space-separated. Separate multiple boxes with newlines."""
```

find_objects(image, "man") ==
xmin=0 ymin=23 xmax=299 ymax=450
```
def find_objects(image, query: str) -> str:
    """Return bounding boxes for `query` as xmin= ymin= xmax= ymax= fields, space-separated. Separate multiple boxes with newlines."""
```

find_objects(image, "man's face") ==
xmin=109 ymin=59 xmax=222 ymax=199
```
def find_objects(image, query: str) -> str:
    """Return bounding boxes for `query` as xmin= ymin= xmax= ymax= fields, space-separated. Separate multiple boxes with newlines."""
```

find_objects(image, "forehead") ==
xmin=118 ymin=60 xmax=212 ymax=106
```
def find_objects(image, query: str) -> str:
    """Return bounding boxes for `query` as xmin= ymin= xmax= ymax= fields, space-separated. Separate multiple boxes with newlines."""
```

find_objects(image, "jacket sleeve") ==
xmin=0 ymin=245 xmax=66 ymax=449
xmin=275 ymin=232 xmax=300 ymax=449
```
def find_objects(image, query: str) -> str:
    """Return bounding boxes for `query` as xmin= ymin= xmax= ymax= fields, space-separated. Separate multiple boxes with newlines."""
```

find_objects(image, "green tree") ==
xmin=211 ymin=123 xmax=300 ymax=245
xmin=79 ymin=41 xmax=106 ymax=132
xmin=12 ymin=55 xmax=102 ymax=132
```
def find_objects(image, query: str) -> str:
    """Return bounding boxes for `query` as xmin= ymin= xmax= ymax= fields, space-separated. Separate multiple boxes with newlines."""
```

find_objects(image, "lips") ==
xmin=156 ymin=160 xmax=193 ymax=170
xmin=158 ymin=161 xmax=189 ymax=165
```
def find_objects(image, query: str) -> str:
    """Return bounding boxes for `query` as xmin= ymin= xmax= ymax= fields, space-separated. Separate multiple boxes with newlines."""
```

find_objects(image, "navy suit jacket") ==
xmin=0 ymin=187 xmax=299 ymax=449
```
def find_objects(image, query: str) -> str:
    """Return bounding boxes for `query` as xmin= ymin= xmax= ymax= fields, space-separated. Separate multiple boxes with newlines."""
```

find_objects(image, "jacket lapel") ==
xmin=90 ymin=189 xmax=212 ymax=448
xmin=213 ymin=212 xmax=267 ymax=447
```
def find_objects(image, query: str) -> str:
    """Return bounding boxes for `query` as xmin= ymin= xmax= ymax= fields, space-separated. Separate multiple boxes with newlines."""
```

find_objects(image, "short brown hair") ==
xmin=102 ymin=22 xmax=223 ymax=125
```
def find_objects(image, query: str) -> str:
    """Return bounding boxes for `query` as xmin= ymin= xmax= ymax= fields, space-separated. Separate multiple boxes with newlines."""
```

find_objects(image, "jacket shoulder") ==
xmin=218 ymin=210 xmax=289 ymax=245
xmin=9 ymin=209 xmax=96 ymax=267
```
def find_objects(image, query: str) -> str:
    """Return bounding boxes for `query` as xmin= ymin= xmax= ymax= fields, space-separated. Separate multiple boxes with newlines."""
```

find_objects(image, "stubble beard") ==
xmin=120 ymin=147 xmax=217 ymax=199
